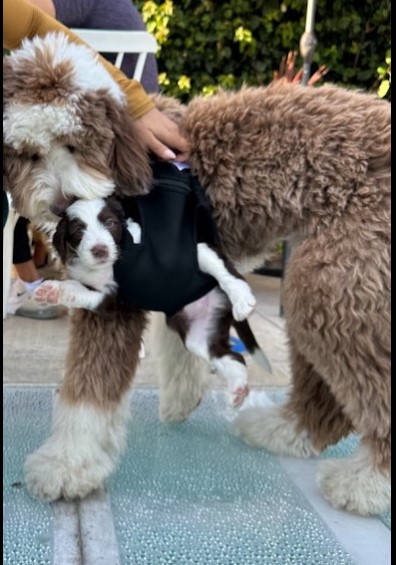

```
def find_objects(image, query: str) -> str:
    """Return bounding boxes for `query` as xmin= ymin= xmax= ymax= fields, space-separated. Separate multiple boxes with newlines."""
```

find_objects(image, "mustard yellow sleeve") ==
xmin=3 ymin=0 xmax=155 ymax=119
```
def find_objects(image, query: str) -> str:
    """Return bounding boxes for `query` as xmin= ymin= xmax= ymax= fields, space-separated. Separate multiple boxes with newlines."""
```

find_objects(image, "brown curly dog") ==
xmin=153 ymin=83 xmax=391 ymax=516
xmin=4 ymin=34 xmax=390 ymax=516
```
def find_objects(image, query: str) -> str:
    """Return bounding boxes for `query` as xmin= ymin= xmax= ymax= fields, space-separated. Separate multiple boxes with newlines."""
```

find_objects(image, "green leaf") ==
xmin=378 ymin=80 xmax=390 ymax=98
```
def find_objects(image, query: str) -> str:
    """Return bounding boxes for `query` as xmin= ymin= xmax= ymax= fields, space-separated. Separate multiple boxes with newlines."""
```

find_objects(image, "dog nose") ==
xmin=91 ymin=245 xmax=109 ymax=259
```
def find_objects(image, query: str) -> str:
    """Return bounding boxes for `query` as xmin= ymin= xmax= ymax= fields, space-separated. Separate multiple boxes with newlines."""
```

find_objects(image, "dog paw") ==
xmin=24 ymin=441 xmax=115 ymax=501
xmin=24 ymin=398 xmax=129 ymax=501
xmin=317 ymin=451 xmax=391 ymax=516
xmin=233 ymin=405 xmax=316 ymax=457
xmin=36 ymin=279 xmax=90 ymax=309
xmin=229 ymin=282 xmax=256 ymax=321
xmin=126 ymin=218 xmax=142 ymax=243
xmin=160 ymin=396 xmax=203 ymax=423
xmin=34 ymin=280 xmax=62 ymax=304
xmin=229 ymin=385 xmax=249 ymax=408
xmin=24 ymin=430 xmax=120 ymax=501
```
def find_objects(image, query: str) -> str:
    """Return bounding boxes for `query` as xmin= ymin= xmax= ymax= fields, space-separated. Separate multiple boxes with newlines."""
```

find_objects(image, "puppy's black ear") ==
xmin=105 ymin=195 xmax=125 ymax=222
xmin=52 ymin=217 xmax=69 ymax=264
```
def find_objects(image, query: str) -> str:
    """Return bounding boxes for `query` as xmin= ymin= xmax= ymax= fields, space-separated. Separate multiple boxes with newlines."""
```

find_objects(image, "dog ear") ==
xmin=103 ymin=94 xmax=152 ymax=198
xmin=104 ymin=195 xmax=125 ymax=222
xmin=3 ymin=57 xmax=14 ymax=107
xmin=52 ymin=216 xmax=69 ymax=264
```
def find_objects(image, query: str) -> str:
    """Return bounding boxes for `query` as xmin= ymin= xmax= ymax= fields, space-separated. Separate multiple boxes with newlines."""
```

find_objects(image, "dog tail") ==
xmin=232 ymin=320 xmax=272 ymax=374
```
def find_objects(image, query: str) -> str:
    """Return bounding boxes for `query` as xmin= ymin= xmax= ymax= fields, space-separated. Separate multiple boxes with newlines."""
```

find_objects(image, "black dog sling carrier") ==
xmin=113 ymin=161 xmax=219 ymax=316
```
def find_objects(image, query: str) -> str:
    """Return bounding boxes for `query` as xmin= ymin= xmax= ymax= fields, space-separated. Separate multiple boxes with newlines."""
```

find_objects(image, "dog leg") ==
xmin=211 ymin=355 xmax=249 ymax=408
xmin=197 ymin=243 xmax=256 ymax=321
xmin=234 ymin=404 xmax=316 ymax=457
xmin=233 ymin=346 xmax=333 ymax=457
xmin=282 ymin=239 xmax=391 ymax=515
xmin=315 ymin=371 xmax=391 ymax=516
xmin=318 ymin=442 xmax=391 ymax=516
xmin=284 ymin=345 xmax=354 ymax=452
xmin=34 ymin=279 xmax=106 ymax=310
xmin=24 ymin=392 xmax=130 ymax=501
xmin=180 ymin=294 xmax=249 ymax=408
xmin=315 ymin=383 xmax=391 ymax=516
xmin=24 ymin=308 xmax=146 ymax=501
xmin=151 ymin=313 xmax=210 ymax=423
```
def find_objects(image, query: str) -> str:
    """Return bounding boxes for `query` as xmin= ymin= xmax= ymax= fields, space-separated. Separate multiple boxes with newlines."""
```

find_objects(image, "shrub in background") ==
xmin=137 ymin=0 xmax=391 ymax=101
xmin=375 ymin=49 xmax=391 ymax=99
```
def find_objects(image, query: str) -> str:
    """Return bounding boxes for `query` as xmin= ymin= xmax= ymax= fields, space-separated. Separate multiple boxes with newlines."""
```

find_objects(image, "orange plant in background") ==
xmin=273 ymin=50 xmax=328 ymax=86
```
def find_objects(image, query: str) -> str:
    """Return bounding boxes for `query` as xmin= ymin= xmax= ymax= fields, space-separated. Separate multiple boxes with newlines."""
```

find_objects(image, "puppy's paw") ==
xmin=56 ymin=280 xmax=82 ymax=308
xmin=213 ymin=356 xmax=249 ymax=408
xmin=39 ymin=279 xmax=90 ymax=309
xmin=228 ymin=280 xmax=256 ymax=321
xmin=126 ymin=218 xmax=142 ymax=243
xmin=34 ymin=280 xmax=62 ymax=304
xmin=229 ymin=385 xmax=249 ymax=408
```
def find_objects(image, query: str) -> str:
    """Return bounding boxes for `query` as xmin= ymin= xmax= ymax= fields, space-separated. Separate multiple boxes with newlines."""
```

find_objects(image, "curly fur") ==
xmin=4 ymin=33 xmax=151 ymax=501
xmin=154 ymin=84 xmax=391 ymax=515
xmin=4 ymin=34 xmax=390 ymax=514
xmin=3 ymin=32 xmax=151 ymax=226
xmin=24 ymin=307 xmax=147 ymax=501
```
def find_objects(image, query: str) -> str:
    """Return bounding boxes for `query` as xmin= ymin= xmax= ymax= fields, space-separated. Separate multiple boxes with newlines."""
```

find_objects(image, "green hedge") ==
xmin=137 ymin=0 xmax=391 ymax=101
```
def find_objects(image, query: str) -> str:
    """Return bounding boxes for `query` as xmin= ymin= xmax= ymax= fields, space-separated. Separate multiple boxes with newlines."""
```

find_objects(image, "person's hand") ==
xmin=134 ymin=107 xmax=190 ymax=162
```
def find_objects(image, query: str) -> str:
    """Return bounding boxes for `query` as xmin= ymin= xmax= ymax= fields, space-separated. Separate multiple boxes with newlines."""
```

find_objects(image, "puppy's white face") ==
xmin=65 ymin=199 xmax=121 ymax=270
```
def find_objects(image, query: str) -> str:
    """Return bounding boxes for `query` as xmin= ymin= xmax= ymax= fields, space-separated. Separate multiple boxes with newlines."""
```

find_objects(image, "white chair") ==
xmin=70 ymin=29 xmax=159 ymax=78
xmin=3 ymin=194 xmax=19 ymax=319
xmin=3 ymin=30 xmax=158 ymax=320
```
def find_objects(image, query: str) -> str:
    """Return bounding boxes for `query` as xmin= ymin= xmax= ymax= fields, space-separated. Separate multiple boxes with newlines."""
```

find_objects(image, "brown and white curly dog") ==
xmin=3 ymin=33 xmax=390 ymax=516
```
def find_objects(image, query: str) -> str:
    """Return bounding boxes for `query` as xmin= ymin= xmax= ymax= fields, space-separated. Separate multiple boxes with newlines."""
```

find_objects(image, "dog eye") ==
xmin=71 ymin=225 xmax=84 ymax=236
xmin=104 ymin=219 xmax=115 ymax=228
xmin=66 ymin=145 xmax=76 ymax=154
xmin=30 ymin=153 xmax=40 ymax=162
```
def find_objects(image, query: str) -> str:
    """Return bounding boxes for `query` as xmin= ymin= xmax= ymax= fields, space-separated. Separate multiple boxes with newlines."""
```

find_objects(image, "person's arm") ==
xmin=48 ymin=0 xmax=160 ymax=93
xmin=4 ymin=0 xmax=189 ymax=160
xmin=46 ymin=0 xmax=93 ymax=26
xmin=26 ymin=0 xmax=55 ymax=18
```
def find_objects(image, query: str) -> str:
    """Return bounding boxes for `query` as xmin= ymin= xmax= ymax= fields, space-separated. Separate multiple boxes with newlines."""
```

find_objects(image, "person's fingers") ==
xmin=145 ymin=130 xmax=189 ymax=162
xmin=134 ymin=108 xmax=190 ymax=161
xmin=162 ymin=119 xmax=190 ymax=156
xmin=146 ymin=134 xmax=177 ymax=161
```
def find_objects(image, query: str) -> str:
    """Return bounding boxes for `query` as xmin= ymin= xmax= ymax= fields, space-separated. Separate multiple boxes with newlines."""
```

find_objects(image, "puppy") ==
xmin=36 ymin=196 xmax=272 ymax=407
